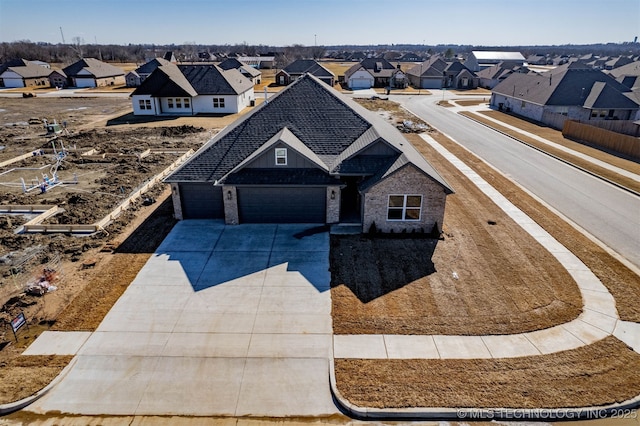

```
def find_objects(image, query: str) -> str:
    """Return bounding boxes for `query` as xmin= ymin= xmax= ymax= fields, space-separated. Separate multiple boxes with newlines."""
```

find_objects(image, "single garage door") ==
xmin=349 ymin=78 xmax=372 ymax=89
xmin=179 ymin=183 xmax=224 ymax=219
xmin=237 ymin=187 xmax=326 ymax=223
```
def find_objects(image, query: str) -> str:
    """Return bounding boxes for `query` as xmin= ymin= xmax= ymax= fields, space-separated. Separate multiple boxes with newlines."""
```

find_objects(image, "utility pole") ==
xmin=59 ymin=27 xmax=66 ymax=44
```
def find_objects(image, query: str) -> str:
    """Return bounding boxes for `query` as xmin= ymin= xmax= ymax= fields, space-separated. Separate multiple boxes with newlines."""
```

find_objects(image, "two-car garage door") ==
xmin=237 ymin=187 xmax=325 ymax=223
xmin=179 ymin=184 xmax=326 ymax=223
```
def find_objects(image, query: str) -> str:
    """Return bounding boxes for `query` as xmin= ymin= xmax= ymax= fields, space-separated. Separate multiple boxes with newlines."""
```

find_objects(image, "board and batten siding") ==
xmin=245 ymin=144 xmax=319 ymax=169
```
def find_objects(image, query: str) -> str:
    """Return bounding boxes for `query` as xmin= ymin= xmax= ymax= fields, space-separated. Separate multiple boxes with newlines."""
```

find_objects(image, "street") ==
xmin=393 ymin=92 xmax=640 ymax=269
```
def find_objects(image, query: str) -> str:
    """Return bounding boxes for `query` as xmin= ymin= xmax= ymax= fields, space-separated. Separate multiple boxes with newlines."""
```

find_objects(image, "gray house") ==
xmin=491 ymin=62 xmax=640 ymax=126
xmin=164 ymin=74 xmax=453 ymax=232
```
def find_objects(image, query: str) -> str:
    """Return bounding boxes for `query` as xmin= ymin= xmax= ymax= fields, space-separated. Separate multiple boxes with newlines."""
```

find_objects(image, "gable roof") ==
xmin=165 ymin=74 xmax=452 ymax=193
xmin=0 ymin=61 xmax=51 ymax=79
xmin=62 ymin=58 xmax=125 ymax=78
xmin=218 ymin=58 xmax=262 ymax=78
xmin=135 ymin=57 xmax=171 ymax=75
xmin=493 ymin=63 xmax=638 ymax=108
xmin=131 ymin=63 xmax=253 ymax=97
xmin=607 ymin=60 xmax=640 ymax=78
xmin=584 ymin=81 xmax=639 ymax=109
xmin=406 ymin=57 xmax=447 ymax=77
xmin=281 ymin=59 xmax=335 ymax=79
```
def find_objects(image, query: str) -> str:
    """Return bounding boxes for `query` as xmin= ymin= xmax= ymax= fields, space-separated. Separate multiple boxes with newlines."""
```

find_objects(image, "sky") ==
xmin=0 ymin=0 xmax=638 ymax=47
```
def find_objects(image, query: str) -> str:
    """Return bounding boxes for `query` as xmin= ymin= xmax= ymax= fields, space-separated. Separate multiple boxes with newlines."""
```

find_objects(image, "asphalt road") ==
xmin=393 ymin=92 xmax=640 ymax=269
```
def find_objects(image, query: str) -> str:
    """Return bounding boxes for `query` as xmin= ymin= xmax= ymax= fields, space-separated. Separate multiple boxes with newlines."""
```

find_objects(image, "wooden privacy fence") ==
xmin=562 ymin=120 xmax=640 ymax=160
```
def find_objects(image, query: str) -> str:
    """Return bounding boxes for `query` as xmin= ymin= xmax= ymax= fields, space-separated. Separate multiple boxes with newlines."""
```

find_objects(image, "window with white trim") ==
xmin=184 ymin=98 xmax=190 ymax=108
xmin=213 ymin=98 xmax=225 ymax=108
xmin=138 ymin=99 xmax=151 ymax=110
xmin=168 ymin=98 xmax=174 ymax=108
xmin=275 ymin=148 xmax=287 ymax=165
xmin=175 ymin=98 xmax=182 ymax=108
xmin=387 ymin=195 xmax=422 ymax=221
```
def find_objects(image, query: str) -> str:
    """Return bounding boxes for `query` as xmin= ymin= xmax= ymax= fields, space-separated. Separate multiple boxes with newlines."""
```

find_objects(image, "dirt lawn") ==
xmin=332 ymin=100 xmax=640 ymax=408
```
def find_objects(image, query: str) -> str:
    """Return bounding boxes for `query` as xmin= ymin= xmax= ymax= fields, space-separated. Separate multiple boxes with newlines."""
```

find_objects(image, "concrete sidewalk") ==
xmin=451 ymin=101 xmax=640 ymax=183
xmin=25 ymin=222 xmax=338 ymax=417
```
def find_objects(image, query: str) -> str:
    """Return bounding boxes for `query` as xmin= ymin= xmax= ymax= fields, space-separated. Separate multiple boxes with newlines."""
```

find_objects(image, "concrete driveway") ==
xmin=27 ymin=221 xmax=338 ymax=417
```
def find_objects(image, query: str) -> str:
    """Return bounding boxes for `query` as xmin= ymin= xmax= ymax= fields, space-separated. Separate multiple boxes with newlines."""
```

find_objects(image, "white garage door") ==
xmin=350 ymin=78 xmax=372 ymax=89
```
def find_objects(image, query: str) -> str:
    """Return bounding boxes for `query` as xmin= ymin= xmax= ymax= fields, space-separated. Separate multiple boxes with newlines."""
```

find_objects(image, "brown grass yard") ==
xmin=463 ymin=111 xmax=640 ymax=193
xmin=335 ymin=337 xmax=640 ymax=409
xmin=332 ymin=102 xmax=640 ymax=409
xmin=331 ymin=132 xmax=582 ymax=335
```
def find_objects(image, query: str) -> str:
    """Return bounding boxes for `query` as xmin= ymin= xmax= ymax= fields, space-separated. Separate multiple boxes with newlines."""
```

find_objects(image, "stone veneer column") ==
xmin=171 ymin=183 xmax=183 ymax=220
xmin=326 ymin=186 xmax=341 ymax=224
xmin=222 ymin=185 xmax=239 ymax=225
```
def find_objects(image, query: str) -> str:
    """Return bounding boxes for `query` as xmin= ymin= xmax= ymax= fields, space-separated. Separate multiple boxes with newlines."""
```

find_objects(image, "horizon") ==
xmin=0 ymin=0 xmax=638 ymax=47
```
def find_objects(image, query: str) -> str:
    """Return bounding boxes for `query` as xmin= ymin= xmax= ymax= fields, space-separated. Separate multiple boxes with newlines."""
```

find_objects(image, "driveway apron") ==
xmin=26 ymin=222 xmax=338 ymax=417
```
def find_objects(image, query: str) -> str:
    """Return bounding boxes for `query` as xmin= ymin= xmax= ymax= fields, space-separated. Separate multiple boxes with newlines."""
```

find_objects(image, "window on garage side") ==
xmin=213 ymin=98 xmax=225 ymax=108
xmin=387 ymin=195 xmax=422 ymax=221
xmin=275 ymin=148 xmax=287 ymax=165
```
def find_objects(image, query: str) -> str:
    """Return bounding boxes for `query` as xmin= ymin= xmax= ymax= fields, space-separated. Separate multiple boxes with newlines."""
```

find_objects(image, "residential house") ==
xmin=48 ymin=69 xmax=67 ymax=88
xmin=398 ymin=52 xmax=424 ymax=62
xmin=526 ymin=54 xmax=548 ymax=66
xmin=164 ymin=74 xmax=453 ymax=232
xmin=131 ymin=63 xmax=254 ymax=116
xmin=490 ymin=62 xmax=640 ymax=127
xmin=476 ymin=62 xmax=530 ymax=89
xmin=274 ymin=59 xmax=335 ymax=86
xmin=127 ymin=57 xmax=173 ymax=87
xmin=607 ymin=60 xmax=640 ymax=91
xmin=604 ymin=56 xmax=634 ymax=71
xmin=62 ymin=58 xmax=125 ymax=88
xmin=345 ymin=58 xmax=407 ymax=89
xmin=406 ymin=57 xmax=478 ymax=89
xmin=0 ymin=59 xmax=51 ymax=88
xmin=235 ymin=55 xmax=275 ymax=69
xmin=218 ymin=58 xmax=262 ymax=84
xmin=465 ymin=51 xmax=525 ymax=72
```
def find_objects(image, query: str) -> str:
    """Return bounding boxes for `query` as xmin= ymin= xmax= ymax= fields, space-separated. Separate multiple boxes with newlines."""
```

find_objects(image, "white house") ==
xmin=131 ymin=63 xmax=254 ymax=116
xmin=345 ymin=66 xmax=375 ymax=89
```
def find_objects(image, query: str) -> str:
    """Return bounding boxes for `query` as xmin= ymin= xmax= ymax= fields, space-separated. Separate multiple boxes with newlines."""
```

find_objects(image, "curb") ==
xmin=329 ymin=357 xmax=640 ymax=421
xmin=459 ymin=111 xmax=640 ymax=198
xmin=0 ymin=356 xmax=77 ymax=415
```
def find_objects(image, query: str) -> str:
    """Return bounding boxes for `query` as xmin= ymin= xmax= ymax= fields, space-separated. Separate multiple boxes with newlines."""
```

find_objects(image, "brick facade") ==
xmin=362 ymin=165 xmax=447 ymax=233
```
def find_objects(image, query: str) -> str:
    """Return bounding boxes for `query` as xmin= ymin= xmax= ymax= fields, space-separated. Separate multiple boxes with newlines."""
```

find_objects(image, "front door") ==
xmin=340 ymin=177 xmax=362 ymax=223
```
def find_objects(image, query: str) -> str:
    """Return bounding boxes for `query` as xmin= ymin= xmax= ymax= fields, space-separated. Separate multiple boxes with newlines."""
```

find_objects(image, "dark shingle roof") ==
xmin=131 ymin=63 xmax=197 ymax=97
xmin=493 ymin=63 xmax=637 ymax=107
xmin=135 ymin=58 xmax=171 ymax=75
xmin=281 ymin=59 xmax=334 ymax=79
xmin=62 ymin=58 xmax=124 ymax=78
xmin=218 ymin=58 xmax=262 ymax=78
xmin=225 ymin=168 xmax=338 ymax=185
xmin=165 ymin=74 xmax=452 ymax=194
xmin=406 ymin=57 xmax=447 ymax=77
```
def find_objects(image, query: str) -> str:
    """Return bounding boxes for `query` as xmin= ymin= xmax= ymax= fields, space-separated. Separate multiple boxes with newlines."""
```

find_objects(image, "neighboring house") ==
xmin=345 ymin=58 xmax=407 ymax=89
xmin=406 ymin=57 xmax=447 ymax=89
xmin=218 ymin=58 xmax=262 ymax=84
xmin=127 ymin=57 xmax=173 ymax=87
xmin=131 ymin=63 xmax=254 ymax=116
xmin=0 ymin=58 xmax=51 ymax=88
xmin=398 ymin=52 xmax=424 ymax=62
xmin=476 ymin=62 xmax=529 ymax=89
xmin=490 ymin=62 xmax=640 ymax=126
xmin=274 ymin=59 xmax=335 ymax=86
xmin=48 ymin=69 xmax=67 ymax=88
xmin=235 ymin=55 xmax=275 ymax=69
xmin=164 ymin=74 xmax=453 ymax=232
xmin=126 ymin=71 xmax=141 ymax=87
xmin=406 ymin=58 xmax=478 ymax=89
xmin=62 ymin=58 xmax=125 ymax=87
xmin=526 ymin=54 xmax=548 ymax=66
xmin=465 ymin=51 xmax=525 ymax=72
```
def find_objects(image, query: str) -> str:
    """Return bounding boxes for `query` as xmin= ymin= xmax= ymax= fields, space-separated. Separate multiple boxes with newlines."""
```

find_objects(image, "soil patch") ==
xmin=330 ymin=134 xmax=581 ymax=335
xmin=335 ymin=336 xmax=640 ymax=409
xmin=0 ymin=355 xmax=73 ymax=404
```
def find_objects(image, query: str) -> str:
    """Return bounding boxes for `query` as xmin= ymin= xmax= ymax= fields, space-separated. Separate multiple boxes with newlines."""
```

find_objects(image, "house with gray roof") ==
xmin=0 ymin=58 xmax=51 ymax=88
xmin=345 ymin=58 xmax=407 ymax=89
xmin=130 ymin=63 xmax=254 ymax=116
xmin=406 ymin=58 xmax=478 ymax=89
xmin=275 ymin=59 xmax=335 ymax=86
xmin=127 ymin=57 xmax=173 ymax=87
xmin=62 ymin=58 xmax=125 ymax=88
xmin=164 ymin=74 xmax=453 ymax=231
xmin=217 ymin=58 xmax=262 ymax=84
xmin=476 ymin=62 xmax=530 ymax=89
xmin=490 ymin=62 xmax=640 ymax=127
